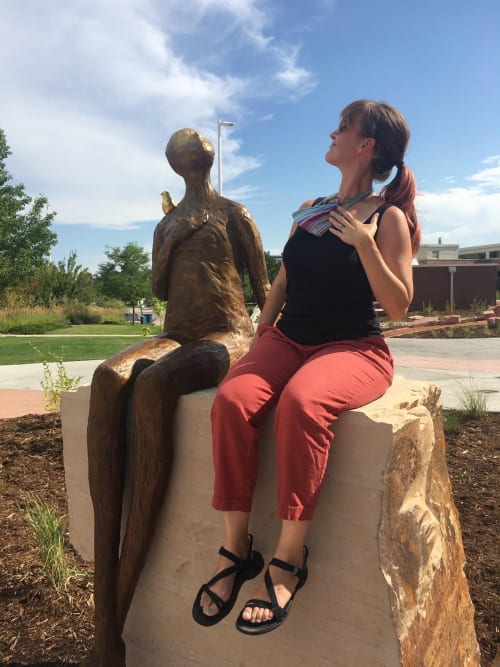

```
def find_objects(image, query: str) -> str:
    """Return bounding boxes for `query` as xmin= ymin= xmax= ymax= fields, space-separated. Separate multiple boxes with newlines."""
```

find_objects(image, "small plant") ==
xmin=470 ymin=298 xmax=487 ymax=319
xmin=29 ymin=343 xmax=82 ymax=411
xmin=24 ymin=495 xmax=85 ymax=590
xmin=141 ymin=325 xmax=151 ymax=338
xmin=443 ymin=410 xmax=462 ymax=435
xmin=445 ymin=300 xmax=455 ymax=313
xmin=421 ymin=301 xmax=435 ymax=315
xmin=454 ymin=381 xmax=489 ymax=418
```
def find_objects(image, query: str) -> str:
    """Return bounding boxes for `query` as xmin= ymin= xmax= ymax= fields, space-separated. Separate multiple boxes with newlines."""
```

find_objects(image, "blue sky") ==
xmin=1 ymin=0 xmax=499 ymax=272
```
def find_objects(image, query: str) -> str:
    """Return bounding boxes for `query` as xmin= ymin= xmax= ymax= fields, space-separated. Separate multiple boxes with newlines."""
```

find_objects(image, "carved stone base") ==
xmin=61 ymin=377 xmax=480 ymax=666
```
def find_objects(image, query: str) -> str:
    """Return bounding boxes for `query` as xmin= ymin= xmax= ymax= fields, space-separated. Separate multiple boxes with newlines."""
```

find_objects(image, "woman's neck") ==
xmin=337 ymin=171 xmax=374 ymax=201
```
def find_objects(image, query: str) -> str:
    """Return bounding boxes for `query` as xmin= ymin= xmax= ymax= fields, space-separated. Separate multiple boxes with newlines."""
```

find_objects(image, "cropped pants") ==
xmin=211 ymin=325 xmax=394 ymax=521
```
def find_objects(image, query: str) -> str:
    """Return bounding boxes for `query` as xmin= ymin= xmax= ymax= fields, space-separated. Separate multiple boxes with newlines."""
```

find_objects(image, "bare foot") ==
xmin=199 ymin=544 xmax=247 ymax=617
xmin=241 ymin=547 xmax=306 ymax=624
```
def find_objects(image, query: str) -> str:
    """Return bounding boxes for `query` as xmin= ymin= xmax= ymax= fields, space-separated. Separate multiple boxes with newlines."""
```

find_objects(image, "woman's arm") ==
xmin=254 ymin=219 xmax=301 ymax=337
xmin=257 ymin=261 xmax=288 ymax=327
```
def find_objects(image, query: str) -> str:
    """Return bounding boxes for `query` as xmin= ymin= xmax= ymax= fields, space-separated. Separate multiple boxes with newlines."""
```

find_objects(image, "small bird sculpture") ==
xmin=161 ymin=191 xmax=176 ymax=215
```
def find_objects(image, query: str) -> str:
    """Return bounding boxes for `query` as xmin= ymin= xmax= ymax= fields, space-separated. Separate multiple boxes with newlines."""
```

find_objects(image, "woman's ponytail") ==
xmin=381 ymin=163 xmax=421 ymax=257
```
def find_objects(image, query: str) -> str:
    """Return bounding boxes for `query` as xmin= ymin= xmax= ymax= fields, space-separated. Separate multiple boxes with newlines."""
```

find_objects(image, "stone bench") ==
xmin=61 ymin=376 xmax=480 ymax=666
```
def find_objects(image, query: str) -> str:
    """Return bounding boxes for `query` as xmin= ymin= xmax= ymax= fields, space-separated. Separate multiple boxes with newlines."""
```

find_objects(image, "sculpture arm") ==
xmin=236 ymin=208 xmax=271 ymax=309
xmin=152 ymin=219 xmax=171 ymax=301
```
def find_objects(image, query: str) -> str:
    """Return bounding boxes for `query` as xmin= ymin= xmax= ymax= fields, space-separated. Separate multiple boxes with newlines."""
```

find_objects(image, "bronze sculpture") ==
xmin=82 ymin=128 xmax=270 ymax=666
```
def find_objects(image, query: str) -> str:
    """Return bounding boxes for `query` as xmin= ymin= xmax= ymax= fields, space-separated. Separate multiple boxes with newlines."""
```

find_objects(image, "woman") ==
xmin=192 ymin=99 xmax=421 ymax=635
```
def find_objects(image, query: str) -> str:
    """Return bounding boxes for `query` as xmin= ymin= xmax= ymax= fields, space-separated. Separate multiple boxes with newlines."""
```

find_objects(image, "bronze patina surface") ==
xmin=82 ymin=128 xmax=270 ymax=666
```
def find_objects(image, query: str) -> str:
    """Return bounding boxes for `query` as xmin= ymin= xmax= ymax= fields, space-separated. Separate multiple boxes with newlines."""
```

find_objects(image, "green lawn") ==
xmin=47 ymin=323 xmax=163 ymax=335
xmin=0 ymin=335 xmax=151 ymax=365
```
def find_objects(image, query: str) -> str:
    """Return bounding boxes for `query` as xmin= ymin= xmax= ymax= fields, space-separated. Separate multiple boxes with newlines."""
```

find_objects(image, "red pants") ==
xmin=211 ymin=325 xmax=394 ymax=521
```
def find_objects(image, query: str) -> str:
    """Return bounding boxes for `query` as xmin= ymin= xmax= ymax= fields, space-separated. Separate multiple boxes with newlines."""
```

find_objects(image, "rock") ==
xmin=62 ymin=379 xmax=480 ymax=666
xmin=380 ymin=403 xmax=480 ymax=666
xmin=443 ymin=314 xmax=461 ymax=325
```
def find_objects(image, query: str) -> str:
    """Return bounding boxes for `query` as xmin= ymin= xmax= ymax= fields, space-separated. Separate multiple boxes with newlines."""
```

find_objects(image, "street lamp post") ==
xmin=217 ymin=119 xmax=234 ymax=195
xmin=448 ymin=265 xmax=456 ymax=310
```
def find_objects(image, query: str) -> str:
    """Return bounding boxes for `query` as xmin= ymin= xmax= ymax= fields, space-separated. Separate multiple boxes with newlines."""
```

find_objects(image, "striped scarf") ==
xmin=293 ymin=190 xmax=373 ymax=237
xmin=292 ymin=197 xmax=340 ymax=237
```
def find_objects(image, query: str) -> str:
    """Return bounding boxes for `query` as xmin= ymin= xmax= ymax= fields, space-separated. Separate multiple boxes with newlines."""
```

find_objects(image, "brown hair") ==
xmin=342 ymin=100 xmax=421 ymax=255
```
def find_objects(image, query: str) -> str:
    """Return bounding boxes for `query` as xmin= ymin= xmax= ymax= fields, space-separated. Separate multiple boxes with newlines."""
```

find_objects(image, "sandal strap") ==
xmin=269 ymin=545 xmax=308 ymax=581
xmin=218 ymin=545 xmax=242 ymax=565
xmin=263 ymin=568 xmax=284 ymax=621
xmin=204 ymin=534 xmax=255 ymax=590
xmin=200 ymin=583 xmax=225 ymax=611
xmin=218 ymin=533 xmax=254 ymax=566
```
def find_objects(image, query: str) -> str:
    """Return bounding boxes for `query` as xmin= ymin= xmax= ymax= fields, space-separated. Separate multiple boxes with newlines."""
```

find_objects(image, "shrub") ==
xmin=443 ymin=410 xmax=462 ymax=435
xmin=470 ymin=297 xmax=487 ymax=319
xmin=29 ymin=343 xmax=83 ymax=411
xmin=455 ymin=381 xmax=489 ymax=418
xmin=0 ymin=307 xmax=66 ymax=334
xmin=63 ymin=304 xmax=101 ymax=325
xmin=24 ymin=495 xmax=85 ymax=590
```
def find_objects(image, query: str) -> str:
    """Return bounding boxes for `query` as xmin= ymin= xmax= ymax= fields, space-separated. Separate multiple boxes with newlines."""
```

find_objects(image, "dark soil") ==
xmin=0 ymin=412 xmax=498 ymax=666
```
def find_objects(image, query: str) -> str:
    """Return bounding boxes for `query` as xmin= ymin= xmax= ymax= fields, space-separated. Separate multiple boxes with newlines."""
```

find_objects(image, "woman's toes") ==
xmin=242 ymin=606 xmax=253 ymax=621
xmin=242 ymin=605 xmax=274 ymax=624
xmin=203 ymin=602 xmax=218 ymax=617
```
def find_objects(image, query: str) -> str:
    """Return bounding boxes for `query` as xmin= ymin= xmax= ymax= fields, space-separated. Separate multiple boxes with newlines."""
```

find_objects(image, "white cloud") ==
xmin=466 ymin=162 xmax=500 ymax=189
xmin=418 ymin=157 xmax=500 ymax=246
xmin=274 ymin=46 xmax=317 ymax=94
xmin=0 ymin=0 xmax=315 ymax=229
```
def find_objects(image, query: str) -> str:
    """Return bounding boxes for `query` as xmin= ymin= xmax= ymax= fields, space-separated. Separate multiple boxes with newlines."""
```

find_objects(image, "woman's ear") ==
xmin=358 ymin=137 xmax=376 ymax=154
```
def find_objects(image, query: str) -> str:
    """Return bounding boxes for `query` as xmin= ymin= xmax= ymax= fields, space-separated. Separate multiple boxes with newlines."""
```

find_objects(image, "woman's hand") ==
xmin=328 ymin=206 xmax=379 ymax=248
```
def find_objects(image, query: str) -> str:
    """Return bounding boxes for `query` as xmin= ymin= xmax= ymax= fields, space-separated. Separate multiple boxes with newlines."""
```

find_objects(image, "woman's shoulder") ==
xmin=299 ymin=198 xmax=320 ymax=211
xmin=371 ymin=200 xmax=404 ymax=221
xmin=299 ymin=195 xmax=338 ymax=211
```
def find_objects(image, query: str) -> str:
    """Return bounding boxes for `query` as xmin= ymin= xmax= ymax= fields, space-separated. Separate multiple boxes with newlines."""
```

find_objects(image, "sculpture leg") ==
xmin=115 ymin=340 xmax=233 ymax=631
xmin=83 ymin=362 xmax=131 ymax=666
xmin=83 ymin=338 xmax=183 ymax=667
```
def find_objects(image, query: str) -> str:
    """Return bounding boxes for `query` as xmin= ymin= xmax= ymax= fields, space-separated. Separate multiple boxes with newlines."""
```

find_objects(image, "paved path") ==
xmin=1 ymin=339 xmax=499 ymax=417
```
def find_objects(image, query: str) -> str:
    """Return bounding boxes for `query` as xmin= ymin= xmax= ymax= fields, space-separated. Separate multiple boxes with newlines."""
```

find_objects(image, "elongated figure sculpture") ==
xmin=82 ymin=128 xmax=270 ymax=666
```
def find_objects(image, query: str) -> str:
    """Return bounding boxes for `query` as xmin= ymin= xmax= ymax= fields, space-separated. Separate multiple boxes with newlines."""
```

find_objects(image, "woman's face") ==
xmin=325 ymin=115 xmax=365 ymax=167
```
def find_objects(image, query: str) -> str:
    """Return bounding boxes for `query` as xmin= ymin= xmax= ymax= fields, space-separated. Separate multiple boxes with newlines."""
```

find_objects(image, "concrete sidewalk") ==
xmin=1 ymin=339 xmax=499 ymax=417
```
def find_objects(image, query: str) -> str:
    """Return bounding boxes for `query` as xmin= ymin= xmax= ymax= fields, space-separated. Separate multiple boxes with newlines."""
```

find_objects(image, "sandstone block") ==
xmin=443 ymin=314 xmax=461 ymax=325
xmin=487 ymin=316 xmax=500 ymax=329
xmin=61 ymin=377 xmax=480 ymax=666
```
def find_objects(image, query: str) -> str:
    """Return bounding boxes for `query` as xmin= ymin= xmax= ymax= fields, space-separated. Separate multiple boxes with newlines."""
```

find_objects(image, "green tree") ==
xmin=0 ymin=129 xmax=57 ymax=294
xmin=242 ymin=251 xmax=281 ymax=304
xmin=95 ymin=242 xmax=152 ymax=321
xmin=34 ymin=251 xmax=95 ymax=305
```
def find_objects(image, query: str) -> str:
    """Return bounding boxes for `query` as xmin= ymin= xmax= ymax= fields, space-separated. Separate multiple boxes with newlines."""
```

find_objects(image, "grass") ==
xmin=0 ymin=336 xmax=151 ymax=365
xmin=443 ymin=381 xmax=490 ymax=435
xmin=454 ymin=381 xmax=490 ymax=418
xmin=46 ymin=323 xmax=163 ymax=335
xmin=24 ymin=495 xmax=85 ymax=590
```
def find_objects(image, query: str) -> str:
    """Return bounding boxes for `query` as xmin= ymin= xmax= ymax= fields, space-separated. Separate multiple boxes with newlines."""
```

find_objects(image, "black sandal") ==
xmin=235 ymin=545 xmax=309 ymax=635
xmin=192 ymin=534 xmax=264 ymax=627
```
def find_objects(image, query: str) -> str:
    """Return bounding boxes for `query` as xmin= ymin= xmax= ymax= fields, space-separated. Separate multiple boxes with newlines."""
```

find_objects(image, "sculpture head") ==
xmin=166 ymin=129 xmax=215 ymax=178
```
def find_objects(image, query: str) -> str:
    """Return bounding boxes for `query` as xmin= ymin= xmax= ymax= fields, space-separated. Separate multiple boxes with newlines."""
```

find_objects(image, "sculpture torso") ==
xmin=155 ymin=200 xmax=255 ymax=339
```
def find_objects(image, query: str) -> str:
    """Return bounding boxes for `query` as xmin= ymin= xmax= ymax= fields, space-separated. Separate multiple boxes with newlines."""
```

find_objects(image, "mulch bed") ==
xmin=384 ymin=319 xmax=500 ymax=338
xmin=0 ymin=412 xmax=498 ymax=666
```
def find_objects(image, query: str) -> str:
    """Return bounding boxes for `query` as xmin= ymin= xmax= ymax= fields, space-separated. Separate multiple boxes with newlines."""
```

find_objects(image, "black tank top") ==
xmin=276 ymin=203 xmax=394 ymax=345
